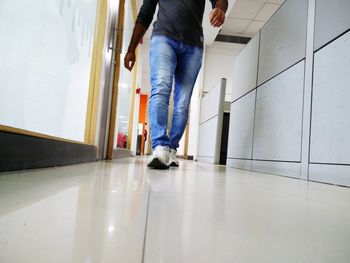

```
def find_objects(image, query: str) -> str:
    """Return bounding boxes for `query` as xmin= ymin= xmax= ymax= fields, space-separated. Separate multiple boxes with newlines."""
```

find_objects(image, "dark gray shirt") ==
xmin=136 ymin=0 xmax=216 ymax=48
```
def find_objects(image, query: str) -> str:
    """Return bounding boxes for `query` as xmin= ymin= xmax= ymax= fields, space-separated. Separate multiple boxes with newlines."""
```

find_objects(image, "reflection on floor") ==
xmin=0 ymin=157 xmax=350 ymax=262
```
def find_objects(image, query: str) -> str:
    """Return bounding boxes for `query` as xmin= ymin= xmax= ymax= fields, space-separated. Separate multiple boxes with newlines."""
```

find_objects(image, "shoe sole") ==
xmin=170 ymin=162 xmax=179 ymax=167
xmin=147 ymin=158 xmax=170 ymax=170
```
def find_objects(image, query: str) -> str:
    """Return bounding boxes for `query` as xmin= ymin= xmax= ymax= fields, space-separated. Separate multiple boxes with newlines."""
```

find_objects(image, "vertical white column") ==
xmin=301 ymin=0 xmax=316 ymax=180
xmin=192 ymin=46 xmax=206 ymax=161
xmin=131 ymin=46 xmax=144 ymax=156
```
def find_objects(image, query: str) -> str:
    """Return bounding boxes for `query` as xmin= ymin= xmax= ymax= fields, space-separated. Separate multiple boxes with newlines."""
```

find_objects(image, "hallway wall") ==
xmin=203 ymin=42 xmax=244 ymax=102
xmin=197 ymin=79 xmax=226 ymax=164
xmin=187 ymin=42 xmax=244 ymax=160
xmin=226 ymin=0 xmax=350 ymax=187
xmin=0 ymin=0 xmax=98 ymax=142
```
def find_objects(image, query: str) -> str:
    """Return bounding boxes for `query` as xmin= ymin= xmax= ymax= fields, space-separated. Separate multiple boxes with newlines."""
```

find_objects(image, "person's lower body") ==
xmin=147 ymin=35 xmax=203 ymax=169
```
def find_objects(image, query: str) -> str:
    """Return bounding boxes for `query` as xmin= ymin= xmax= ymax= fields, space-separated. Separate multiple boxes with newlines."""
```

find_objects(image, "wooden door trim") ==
xmin=107 ymin=0 xmax=125 ymax=159
xmin=84 ymin=0 xmax=108 ymax=145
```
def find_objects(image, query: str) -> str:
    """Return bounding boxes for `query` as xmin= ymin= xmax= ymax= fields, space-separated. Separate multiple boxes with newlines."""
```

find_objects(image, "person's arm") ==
xmin=124 ymin=0 xmax=159 ymax=71
xmin=124 ymin=24 xmax=147 ymax=71
xmin=209 ymin=0 xmax=228 ymax=28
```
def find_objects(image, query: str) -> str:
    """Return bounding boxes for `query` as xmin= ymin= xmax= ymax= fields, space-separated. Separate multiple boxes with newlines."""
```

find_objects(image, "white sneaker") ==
xmin=147 ymin=146 xmax=170 ymax=169
xmin=169 ymin=149 xmax=179 ymax=167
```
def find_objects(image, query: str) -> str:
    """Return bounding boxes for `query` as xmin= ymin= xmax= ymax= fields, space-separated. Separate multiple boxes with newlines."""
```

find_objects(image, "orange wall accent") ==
xmin=139 ymin=94 xmax=148 ymax=124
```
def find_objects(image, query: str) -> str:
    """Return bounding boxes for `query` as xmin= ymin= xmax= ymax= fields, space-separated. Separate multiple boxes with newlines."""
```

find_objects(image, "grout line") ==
xmin=251 ymin=31 xmax=261 ymax=162
xmin=227 ymin=157 xmax=301 ymax=164
xmin=242 ymin=2 xmax=266 ymax=34
xmin=314 ymin=28 xmax=350 ymax=53
xmin=301 ymin=0 xmax=316 ymax=180
xmin=141 ymin=180 xmax=152 ymax=263
xmin=257 ymin=58 xmax=305 ymax=88
xmin=252 ymin=2 xmax=266 ymax=21
xmin=199 ymin=114 xmax=219 ymax=126
xmin=310 ymin=162 xmax=350 ymax=167
xmin=230 ymin=59 xmax=305 ymax=105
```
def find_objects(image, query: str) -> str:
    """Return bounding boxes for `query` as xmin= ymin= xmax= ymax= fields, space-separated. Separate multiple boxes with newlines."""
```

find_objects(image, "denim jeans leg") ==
xmin=149 ymin=36 xmax=178 ymax=149
xmin=169 ymin=44 xmax=203 ymax=150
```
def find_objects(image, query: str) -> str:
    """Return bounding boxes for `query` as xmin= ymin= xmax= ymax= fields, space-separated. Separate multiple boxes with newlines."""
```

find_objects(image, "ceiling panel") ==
xmin=255 ymin=3 xmax=280 ymax=21
xmin=222 ymin=0 xmax=285 ymax=37
xmin=229 ymin=0 xmax=265 ymax=19
xmin=245 ymin=21 xmax=265 ymax=36
xmin=266 ymin=0 xmax=285 ymax=4
xmin=221 ymin=18 xmax=251 ymax=35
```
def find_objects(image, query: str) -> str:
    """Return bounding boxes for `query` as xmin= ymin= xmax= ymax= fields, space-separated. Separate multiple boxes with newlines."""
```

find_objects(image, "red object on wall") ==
xmin=139 ymin=94 xmax=148 ymax=124
xmin=117 ymin=132 xmax=127 ymax=148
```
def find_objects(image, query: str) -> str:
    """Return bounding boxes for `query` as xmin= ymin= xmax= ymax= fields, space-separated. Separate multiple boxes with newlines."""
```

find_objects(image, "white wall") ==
xmin=231 ymin=33 xmax=260 ymax=102
xmin=227 ymin=0 xmax=308 ymax=178
xmin=203 ymin=42 xmax=244 ymax=102
xmin=197 ymin=79 xmax=226 ymax=164
xmin=187 ymin=48 xmax=206 ymax=159
xmin=114 ymin=0 xmax=135 ymax=148
xmin=226 ymin=0 xmax=350 ymax=186
xmin=186 ymin=42 xmax=244 ymax=158
xmin=130 ymin=47 xmax=144 ymax=156
xmin=0 ymin=0 xmax=98 ymax=142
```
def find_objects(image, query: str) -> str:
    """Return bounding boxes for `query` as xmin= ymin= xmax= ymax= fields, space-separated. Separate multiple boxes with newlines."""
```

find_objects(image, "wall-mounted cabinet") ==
xmin=310 ymin=31 xmax=350 ymax=165
xmin=226 ymin=0 xmax=350 ymax=186
xmin=314 ymin=0 xmax=350 ymax=51
xmin=227 ymin=91 xmax=256 ymax=160
xmin=258 ymin=0 xmax=307 ymax=85
xmin=231 ymin=33 xmax=260 ymax=102
xmin=253 ymin=61 xmax=304 ymax=162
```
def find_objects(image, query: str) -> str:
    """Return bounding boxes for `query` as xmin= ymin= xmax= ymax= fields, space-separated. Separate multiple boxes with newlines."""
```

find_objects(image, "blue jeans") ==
xmin=149 ymin=35 xmax=203 ymax=150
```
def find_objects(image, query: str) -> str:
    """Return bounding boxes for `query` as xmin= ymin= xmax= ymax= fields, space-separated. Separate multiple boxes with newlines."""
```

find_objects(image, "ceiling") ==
xmin=221 ymin=0 xmax=285 ymax=37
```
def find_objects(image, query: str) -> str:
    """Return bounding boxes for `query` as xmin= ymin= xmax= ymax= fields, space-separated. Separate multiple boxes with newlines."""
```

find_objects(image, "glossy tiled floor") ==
xmin=0 ymin=158 xmax=350 ymax=263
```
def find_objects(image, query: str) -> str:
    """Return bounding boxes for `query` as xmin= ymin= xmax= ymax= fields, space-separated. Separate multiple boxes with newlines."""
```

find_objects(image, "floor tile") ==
xmin=1 ymin=157 xmax=350 ymax=262
xmin=0 ymin=159 xmax=149 ymax=263
xmin=144 ymin=190 xmax=350 ymax=263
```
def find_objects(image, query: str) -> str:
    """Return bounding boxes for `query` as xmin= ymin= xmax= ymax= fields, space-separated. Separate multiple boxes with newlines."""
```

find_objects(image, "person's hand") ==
xmin=124 ymin=50 xmax=136 ymax=71
xmin=209 ymin=8 xmax=225 ymax=27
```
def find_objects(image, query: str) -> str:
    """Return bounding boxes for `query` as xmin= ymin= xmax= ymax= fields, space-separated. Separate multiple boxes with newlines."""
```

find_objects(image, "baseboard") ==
xmin=309 ymin=163 xmax=350 ymax=187
xmin=251 ymin=160 xmax=301 ymax=179
xmin=197 ymin=156 xmax=215 ymax=164
xmin=226 ymin=158 xmax=252 ymax=170
xmin=113 ymin=148 xmax=134 ymax=159
xmin=177 ymin=155 xmax=194 ymax=160
xmin=187 ymin=155 xmax=194 ymax=160
xmin=0 ymin=131 xmax=96 ymax=172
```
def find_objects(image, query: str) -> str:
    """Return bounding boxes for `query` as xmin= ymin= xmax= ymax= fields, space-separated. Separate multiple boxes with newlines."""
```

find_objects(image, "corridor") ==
xmin=1 ymin=158 xmax=349 ymax=262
